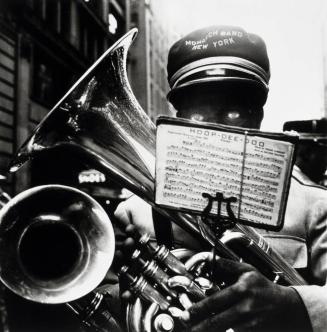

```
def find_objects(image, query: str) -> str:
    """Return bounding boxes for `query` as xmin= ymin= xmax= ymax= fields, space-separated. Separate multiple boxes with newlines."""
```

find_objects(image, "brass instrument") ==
xmin=0 ymin=174 xmax=11 ymax=209
xmin=0 ymin=184 xmax=114 ymax=303
xmin=0 ymin=184 xmax=123 ymax=331
xmin=1 ymin=28 xmax=306 ymax=332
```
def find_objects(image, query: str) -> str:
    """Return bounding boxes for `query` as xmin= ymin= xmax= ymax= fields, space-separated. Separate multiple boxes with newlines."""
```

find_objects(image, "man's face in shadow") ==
xmin=172 ymin=84 xmax=263 ymax=129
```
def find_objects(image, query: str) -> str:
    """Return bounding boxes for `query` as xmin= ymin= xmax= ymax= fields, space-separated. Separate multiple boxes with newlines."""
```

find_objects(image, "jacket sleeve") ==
xmin=292 ymin=197 xmax=327 ymax=332
xmin=292 ymin=285 xmax=327 ymax=332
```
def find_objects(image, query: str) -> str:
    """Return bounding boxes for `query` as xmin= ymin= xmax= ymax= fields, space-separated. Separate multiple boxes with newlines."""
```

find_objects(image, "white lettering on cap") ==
xmin=212 ymin=37 xmax=235 ymax=47
xmin=185 ymin=30 xmax=241 ymax=48
xmin=192 ymin=44 xmax=208 ymax=50
xmin=232 ymin=31 xmax=243 ymax=37
xmin=185 ymin=39 xmax=207 ymax=46
xmin=207 ymin=30 xmax=219 ymax=38
xmin=221 ymin=30 xmax=243 ymax=38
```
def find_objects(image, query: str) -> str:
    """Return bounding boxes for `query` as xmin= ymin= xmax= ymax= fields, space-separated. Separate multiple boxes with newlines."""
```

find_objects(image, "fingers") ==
xmin=123 ymin=237 xmax=136 ymax=255
xmin=188 ymin=304 xmax=241 ymax=332
xmin=114 ymin=200 xmax=133 ymax=228
xmin=186 ymin=283 xmax=240 ymax=324
xmin=115 ymin=224 xmax=136 ymax=245
xmin=188 ymin=299 xmax=263 ymax=332
xmin=114 ymin=237 xmax=136 ymax=267
xmin=114 ymin=225 xmax=138 ymax=270
xmin=185 ymin=260 xmax=257 ymax=325
xmin=116 ymin=224 xmax=138 ymax=246
xmin=125 ymin=224 xmax=137 ymax=237
xmin=114 ymin=196 xmax=155 ymax=235
xmin=213 ymin=258 xmax=254 ymax=283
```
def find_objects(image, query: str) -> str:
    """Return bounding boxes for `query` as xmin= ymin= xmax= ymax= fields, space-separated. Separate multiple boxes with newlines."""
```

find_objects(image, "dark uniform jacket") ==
xmin=263 ymin=166 xmax=327 ymax=332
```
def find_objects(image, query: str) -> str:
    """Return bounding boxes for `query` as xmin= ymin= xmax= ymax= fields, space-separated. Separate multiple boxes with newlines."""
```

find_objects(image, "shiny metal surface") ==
xmin=125 ymin=247 xmax=213 ymax=332
xmin=4 ymin=28 xmax=308 ymax=330
xmin=9 ymin=29 xmax=227 ymax=258
xmin=10 ymin=28 xmax=156 ymax=202
xmin=9 ymin=28 xmax=305 ymax=286
xmin=0 ymin=185 xmax=115 ymax=303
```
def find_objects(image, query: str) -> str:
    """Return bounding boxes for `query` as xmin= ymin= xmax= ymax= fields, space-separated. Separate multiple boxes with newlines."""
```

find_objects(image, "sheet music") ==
xmin=156 ymin=123 xmax=294 ymax=228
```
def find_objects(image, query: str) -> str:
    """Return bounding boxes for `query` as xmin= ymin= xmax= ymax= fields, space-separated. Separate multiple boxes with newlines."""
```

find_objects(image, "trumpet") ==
xmin=0 ymin=28 xmax=306 ymax=332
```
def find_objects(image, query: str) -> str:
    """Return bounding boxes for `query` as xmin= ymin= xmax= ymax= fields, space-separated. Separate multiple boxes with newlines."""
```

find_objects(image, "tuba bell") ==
xmin=2 ymin=28 xmax=307 ymax=331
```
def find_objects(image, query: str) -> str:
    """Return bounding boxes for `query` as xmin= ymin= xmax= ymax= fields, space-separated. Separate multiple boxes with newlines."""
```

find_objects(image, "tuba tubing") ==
xmin=2 ymin=27 xmax=307 ymax=332
xmin=6 ymin=27 xmax=305 ymax=304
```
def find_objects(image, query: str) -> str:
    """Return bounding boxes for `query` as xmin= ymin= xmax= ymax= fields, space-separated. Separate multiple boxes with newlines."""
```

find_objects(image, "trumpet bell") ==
xmin=0 ymin=185 xmax=115 ymax=304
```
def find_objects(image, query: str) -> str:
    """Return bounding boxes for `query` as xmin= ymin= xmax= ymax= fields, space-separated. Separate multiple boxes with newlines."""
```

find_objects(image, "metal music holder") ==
xmin=201 ymin=192 xmax=238 ymax=278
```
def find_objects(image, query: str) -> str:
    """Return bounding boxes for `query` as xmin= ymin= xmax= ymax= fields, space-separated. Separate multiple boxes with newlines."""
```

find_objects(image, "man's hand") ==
xmin=114 ymin=194 xmax=202 ymax=250
xmin=113 ymin=195 xmax=154 ymax=270
xmin=181 ymin=259 xmax=312 ymax=332
xmin=114 ymin=195 xmax=155 ymax=236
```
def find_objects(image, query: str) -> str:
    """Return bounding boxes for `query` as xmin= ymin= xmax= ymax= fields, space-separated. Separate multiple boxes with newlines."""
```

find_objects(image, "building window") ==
xmin=33 ymin=62 xmax=53 ymax=104
xmin=83 ymin=0 xmax=102 ymax=19
xmin=60 ymin=0 xmax=71 ymax=41
xmin=45 ymin=0 xmax=60 ymax=32
xmin=79 ymin=9 xmax=105 ymax=62
xmin=34 ymin=0 xmax=46 ymax=19
xmin=31 ymin=47 xmax=72 ymax=108
xmin=131 ymin=11 xmax=138 ymax=26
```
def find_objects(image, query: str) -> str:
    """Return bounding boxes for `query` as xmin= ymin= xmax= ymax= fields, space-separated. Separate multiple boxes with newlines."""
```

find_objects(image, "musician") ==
xmin=115 ymin=26 xmax=327 ymax=331
xmin=283 ymin=119 xmax=327 ymax=185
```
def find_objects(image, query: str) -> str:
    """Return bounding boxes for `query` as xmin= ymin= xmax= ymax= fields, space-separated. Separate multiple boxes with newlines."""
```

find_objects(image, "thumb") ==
xmin=114 ymin=200 xmax=134 ymax=228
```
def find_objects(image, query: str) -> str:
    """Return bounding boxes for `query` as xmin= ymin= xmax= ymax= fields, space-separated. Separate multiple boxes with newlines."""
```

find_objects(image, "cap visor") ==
xmin=167 ymin=77 xmax=268 ymax=107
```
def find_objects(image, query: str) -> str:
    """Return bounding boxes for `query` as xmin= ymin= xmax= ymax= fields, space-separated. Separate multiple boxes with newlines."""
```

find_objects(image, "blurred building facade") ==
xmin=0 ymin=2 xmax=130 ymax=331
xmin=0 ymin=0 xmax=128 ymax=196
xmin=323 ymin=5 xmax=327 ymax=118
xmin=0 ymin=0 xmax=179 ymax=197
xmin=128 ymin=0 xmax=180 ymax=122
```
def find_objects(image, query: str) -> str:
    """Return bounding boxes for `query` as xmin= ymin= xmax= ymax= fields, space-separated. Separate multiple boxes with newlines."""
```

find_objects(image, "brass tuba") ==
xmin=2 ymin=28 xmax=306 ymax=331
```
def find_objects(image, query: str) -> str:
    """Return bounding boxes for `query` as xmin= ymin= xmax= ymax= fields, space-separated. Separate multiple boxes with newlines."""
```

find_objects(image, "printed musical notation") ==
xmin=155 ymin=121 xmax=295 ymax=228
